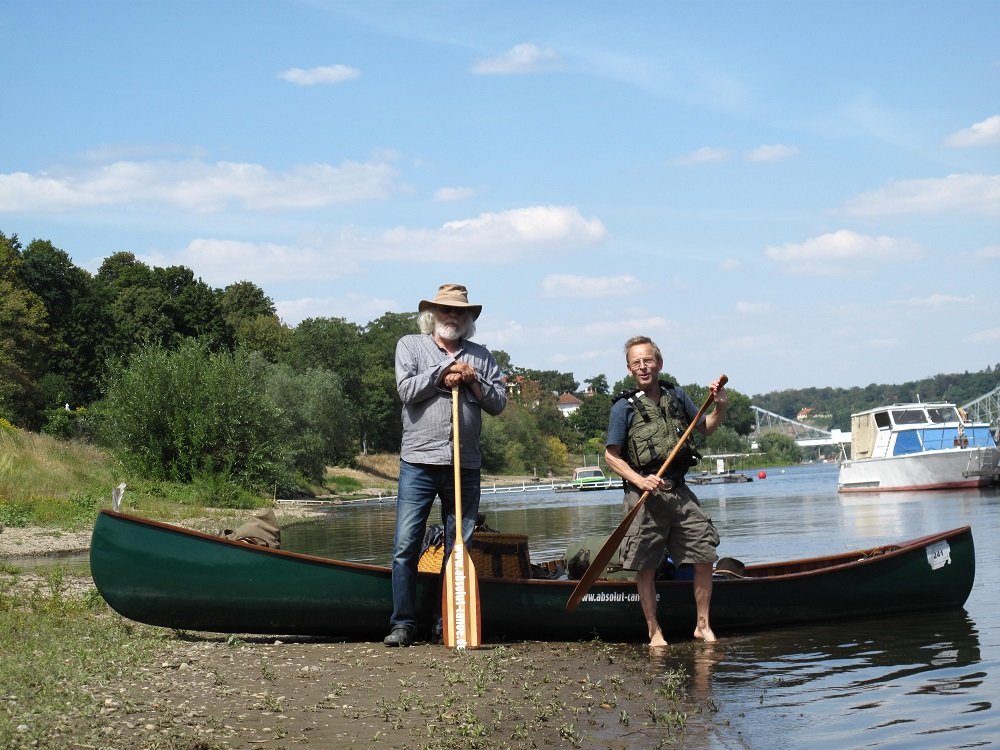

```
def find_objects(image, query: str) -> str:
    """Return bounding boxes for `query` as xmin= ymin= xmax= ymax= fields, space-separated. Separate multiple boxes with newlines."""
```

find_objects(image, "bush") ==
xmin=97 ymin=340 xmax=289 ymax=492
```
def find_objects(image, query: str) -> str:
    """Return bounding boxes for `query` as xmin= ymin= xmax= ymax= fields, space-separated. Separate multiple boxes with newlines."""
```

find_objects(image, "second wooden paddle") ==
xmin=565 ymin=375 xmax=728 ymax=611
xmin=442 ymin=385 xmax=482 ymax=648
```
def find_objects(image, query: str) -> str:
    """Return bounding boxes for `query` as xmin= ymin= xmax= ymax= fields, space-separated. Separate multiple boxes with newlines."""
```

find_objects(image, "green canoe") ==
xmin=90 ymin=510 xmax=975 ymax=642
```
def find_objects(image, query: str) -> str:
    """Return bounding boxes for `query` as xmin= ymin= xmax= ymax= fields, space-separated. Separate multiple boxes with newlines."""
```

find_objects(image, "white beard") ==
xmin=435 ymin=320 xmax=464 ymax=341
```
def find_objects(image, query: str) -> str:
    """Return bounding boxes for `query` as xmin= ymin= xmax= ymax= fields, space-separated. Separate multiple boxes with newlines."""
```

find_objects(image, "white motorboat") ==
xmin=838 ymin=401 xmax=1000 ymax=492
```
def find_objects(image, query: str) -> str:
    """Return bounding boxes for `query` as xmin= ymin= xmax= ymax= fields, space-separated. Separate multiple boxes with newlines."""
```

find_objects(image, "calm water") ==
xmin=285 ymin=462 xmax=999 ymax=749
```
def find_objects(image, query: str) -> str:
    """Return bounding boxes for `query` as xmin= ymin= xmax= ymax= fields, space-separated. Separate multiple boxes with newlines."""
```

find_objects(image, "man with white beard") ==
xmin=384 ymin=283 xmax=507 ymax=647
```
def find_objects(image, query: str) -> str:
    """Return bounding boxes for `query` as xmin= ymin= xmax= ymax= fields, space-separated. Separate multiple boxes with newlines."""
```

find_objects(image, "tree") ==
xmin=515 ymin=368 xmax=578 ymax=396
xmin=585 ymin=374 xmax=609 ymax=395
xmin=219 ymin=281 xmax=278 ymax=349
xmin=153 ymin=265 xmax=226 ymax=346
xmin=98 ymin=340 xmax=289 ymax=492
xmin=566 ymin=392 xmax=612 ymax=445
xmin=0 ymin=233 xmax=51 ymax=427
xmin=757 ymin=433 xmax=801 ymax=465
xmin=18 ymin=239 xmax=100 ymax=406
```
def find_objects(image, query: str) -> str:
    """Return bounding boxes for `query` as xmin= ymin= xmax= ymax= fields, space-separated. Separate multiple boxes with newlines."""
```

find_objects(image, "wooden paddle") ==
xmin=442 ymin=385 xmax=482 ymax=648
xmin=565 ymin=374 xmax=728 ymax=611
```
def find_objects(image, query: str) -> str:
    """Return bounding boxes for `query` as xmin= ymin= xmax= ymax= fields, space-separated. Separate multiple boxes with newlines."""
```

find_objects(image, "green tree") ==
xmin=236 ymin=314 xmax=292 ymax=362
xmin=266 ymin=364 xmax=354 ymax=481
xmin=18 ymin=239 xmax=100 ymax=406
xmin=757 ymin=432 xmax=802 ymax=465
xmin=566 ymin=393 xmax=612 ymax=444
xmin=98 ymin=340 xmax=289 ymax=492
xmin=515 ymin=368 xmax=578 ymax=396
xmin=0 ymin=233 xmax=51 ymax=427
xmin=585 ymin=374 xmax=610 ymax=395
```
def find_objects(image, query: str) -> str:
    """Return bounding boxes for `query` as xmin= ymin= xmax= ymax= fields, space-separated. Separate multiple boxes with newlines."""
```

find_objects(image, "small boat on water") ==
xmin=838 ymin=401 xmax=1000 ymax=493
xmin=90 ymin=510 xmax=975 ymax=641
xmin=687 ymin=470 xmax=753 ymax=485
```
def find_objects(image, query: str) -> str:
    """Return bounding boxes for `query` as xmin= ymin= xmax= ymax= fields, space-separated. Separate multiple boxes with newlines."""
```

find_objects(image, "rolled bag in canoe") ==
xmin=90 ymin=510 xmax=975 ymax=642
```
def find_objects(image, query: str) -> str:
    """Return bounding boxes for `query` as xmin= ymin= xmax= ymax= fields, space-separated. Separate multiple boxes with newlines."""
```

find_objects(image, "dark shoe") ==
xmin=383 ymin=627 xmax=414 ymax=647
xmin=431 ymin=620 xmax=443 ymax=645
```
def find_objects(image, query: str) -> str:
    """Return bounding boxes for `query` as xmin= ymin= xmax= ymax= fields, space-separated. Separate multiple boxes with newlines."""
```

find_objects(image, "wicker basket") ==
xmin=418 ymin=531 xmax=531 ymax=579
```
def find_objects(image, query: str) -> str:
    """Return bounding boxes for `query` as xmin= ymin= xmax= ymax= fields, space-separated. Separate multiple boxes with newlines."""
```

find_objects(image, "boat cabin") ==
xmin=849 ymin=402 xmax=997 ymax=460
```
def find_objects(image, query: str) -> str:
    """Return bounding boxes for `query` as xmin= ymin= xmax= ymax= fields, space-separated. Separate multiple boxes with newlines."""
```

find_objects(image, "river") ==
xmin=283 ymin=462 xmax=998 ymax=749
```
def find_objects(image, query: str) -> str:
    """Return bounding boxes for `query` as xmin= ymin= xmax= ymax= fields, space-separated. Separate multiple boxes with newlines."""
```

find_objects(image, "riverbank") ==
xmin=2 ymin=552 xmax=718 ymax=750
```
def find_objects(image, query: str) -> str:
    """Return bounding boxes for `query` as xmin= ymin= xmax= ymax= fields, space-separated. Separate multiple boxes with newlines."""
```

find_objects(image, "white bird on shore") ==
xmin=112 ymin=483 xmax=127 ymax=512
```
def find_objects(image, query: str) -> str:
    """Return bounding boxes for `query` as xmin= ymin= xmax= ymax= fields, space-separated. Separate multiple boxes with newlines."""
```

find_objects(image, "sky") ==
xmin=2 ymin=1 xmax=998 ymax=397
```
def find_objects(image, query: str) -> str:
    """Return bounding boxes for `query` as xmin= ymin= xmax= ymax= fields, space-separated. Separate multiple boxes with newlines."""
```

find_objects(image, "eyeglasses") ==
xmin=433 ymin=306 xmax=466 ymax=318
xmin=628 ymin=357 xmax=658 ymax=371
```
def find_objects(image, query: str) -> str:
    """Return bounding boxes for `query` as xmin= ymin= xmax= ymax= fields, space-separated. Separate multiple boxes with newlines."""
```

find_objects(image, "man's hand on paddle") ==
xmin=442 ymin=361 xmax=478 ymax=389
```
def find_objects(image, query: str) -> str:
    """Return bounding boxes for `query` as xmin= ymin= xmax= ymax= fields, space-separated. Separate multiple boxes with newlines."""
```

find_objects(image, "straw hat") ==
xmin=418 ymin=283 xmax=482 ymax=320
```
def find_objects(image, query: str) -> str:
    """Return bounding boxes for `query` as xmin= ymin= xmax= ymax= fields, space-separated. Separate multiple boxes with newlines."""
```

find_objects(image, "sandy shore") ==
xmin=1 ymin=505 xmax=723 ymax=749
xmin=0 ymin=505 xmax=330 ymax=559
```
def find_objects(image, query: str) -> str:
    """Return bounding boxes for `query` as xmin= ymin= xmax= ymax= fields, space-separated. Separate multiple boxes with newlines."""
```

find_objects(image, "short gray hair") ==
xmin=623 ymin=335 xmax=662 ymax=364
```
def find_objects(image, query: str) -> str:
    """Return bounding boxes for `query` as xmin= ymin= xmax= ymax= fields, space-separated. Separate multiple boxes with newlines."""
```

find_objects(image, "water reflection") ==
xmin=649 ymin=608 xmax=986 ymax=749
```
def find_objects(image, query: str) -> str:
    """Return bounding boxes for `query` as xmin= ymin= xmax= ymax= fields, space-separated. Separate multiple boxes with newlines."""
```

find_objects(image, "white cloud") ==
xmin=964 ymin=327 xmax=1000 ymax=343
xmin=945 ymin=115 xmax=1000 ymax=147
xmin=674 ymin=147 xmax=731 ymax=165
xmin=720 ymin=258 xmax=741 ymax=271
xmin=975 ymin=245 xmax=1000 ymax=259
xmin=276 ymin=292 xmax=398 ymax=326
xmin=433 ymin=186 xmax=480 ymax=202
xmin=735 ymin=301 xmax=772 ymax=314
xmin=0 ymin=158 xmax=402 ymax=213
xmin=471 ymin=43 xmax=560 ymax=75
xmin=278 ymin=65 xmax=361 ymax=85
xmin=744 ymin=144 xmax=799 ymax=162
xmin=541 ymin=274 xmax=641 ymax=299
xmin=379 ymin=205 xmax=606 ymax=261
xmin=844 ymin=174 xmax=1000 ymax=216
xmin=766 ymin=230 xmax=920 ymax=275
xmin=891 ymin=293 xmax=970 ymax=307
xmin=176 ymin=238 xmax=360 ymax=286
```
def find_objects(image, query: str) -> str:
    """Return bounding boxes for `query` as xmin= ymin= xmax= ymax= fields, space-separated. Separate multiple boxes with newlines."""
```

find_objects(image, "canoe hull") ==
xmin=91 ymin=511 xmax=975 ymax=641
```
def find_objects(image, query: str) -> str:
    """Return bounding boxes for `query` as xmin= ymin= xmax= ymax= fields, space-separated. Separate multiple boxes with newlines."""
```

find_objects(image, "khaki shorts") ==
xmin=620 ymin=483 xmax=719 ymax=570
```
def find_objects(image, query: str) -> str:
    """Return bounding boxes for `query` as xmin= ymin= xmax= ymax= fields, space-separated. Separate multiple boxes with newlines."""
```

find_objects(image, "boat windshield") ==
xmin=893 ymin=426 xmax=998 ymax=455
xmin=892 ymin=408 xmax=930 ymax=425
xmin=927 ymin=406 xmax=960 ymax=423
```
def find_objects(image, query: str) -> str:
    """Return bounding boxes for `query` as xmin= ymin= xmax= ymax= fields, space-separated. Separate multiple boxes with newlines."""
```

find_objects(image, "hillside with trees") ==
xmin=2 ymin=230 xmax=996 ymax=496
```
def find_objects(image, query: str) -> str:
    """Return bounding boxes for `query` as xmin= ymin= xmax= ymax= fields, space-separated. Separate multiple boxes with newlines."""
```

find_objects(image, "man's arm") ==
xmin=696 ymin=378 xmax=728 ymax=437
xmin=396 ymin=337 xmax=451 ymax=404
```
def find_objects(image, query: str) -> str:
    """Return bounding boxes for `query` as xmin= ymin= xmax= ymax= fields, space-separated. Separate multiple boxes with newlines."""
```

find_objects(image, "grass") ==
xmin=0 ymin=568 xmax=166 ymax=750
xmin=0 ymin=427 xmax=400 ymax=530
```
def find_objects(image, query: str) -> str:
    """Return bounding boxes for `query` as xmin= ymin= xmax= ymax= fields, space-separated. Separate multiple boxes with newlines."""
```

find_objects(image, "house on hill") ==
xmin=557 ymin=392 xmax=583 ymax=417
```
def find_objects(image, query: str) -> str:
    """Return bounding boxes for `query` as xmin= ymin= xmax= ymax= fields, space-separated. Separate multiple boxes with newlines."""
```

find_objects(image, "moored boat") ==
xmin=90 ymin=510 xmax=975 ymax=641
xmin=838 ymin=402 xmax=1000 ymax=492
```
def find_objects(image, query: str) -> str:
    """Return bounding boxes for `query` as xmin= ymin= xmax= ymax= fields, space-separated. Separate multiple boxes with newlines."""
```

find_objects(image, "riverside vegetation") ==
xmin=1 ymin=430 xmax=721 ymax=750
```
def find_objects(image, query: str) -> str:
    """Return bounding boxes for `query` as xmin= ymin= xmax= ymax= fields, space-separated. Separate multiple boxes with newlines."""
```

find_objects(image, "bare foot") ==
xmin=694 ymin=616 xmax=717 ymax=643
xmin=649 ymin=633 xmax=669 ymax=648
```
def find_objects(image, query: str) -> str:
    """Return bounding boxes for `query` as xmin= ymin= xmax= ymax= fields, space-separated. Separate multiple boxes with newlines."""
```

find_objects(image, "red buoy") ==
xmin=758 ymin=470 xmax=767 ymax=479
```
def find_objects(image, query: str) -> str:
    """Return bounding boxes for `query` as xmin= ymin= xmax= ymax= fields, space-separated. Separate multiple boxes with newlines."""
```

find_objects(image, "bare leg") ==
xmin=636 ymin=568 xmax=668 ymax=647
xmin=692 ymin=563 xmax=717 ymax=642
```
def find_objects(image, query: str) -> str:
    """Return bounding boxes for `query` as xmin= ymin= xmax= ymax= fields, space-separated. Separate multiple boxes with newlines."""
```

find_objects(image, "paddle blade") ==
xmin=565 ymin=495 xmax=647 ymax=611
xmin=442 ymin=546 xmax=482 ymax=649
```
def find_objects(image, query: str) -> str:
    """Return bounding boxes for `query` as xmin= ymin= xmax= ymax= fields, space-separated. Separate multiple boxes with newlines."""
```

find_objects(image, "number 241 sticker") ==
xmin=925 ymin=540 xmax=951 ymax=570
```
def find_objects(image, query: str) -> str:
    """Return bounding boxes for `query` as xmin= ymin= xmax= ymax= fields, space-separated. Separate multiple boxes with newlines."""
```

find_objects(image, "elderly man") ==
xmin=384 ymin=283 xmax=507 ymax=647
xmin=604 ymin=336 xmax=728 ymax=647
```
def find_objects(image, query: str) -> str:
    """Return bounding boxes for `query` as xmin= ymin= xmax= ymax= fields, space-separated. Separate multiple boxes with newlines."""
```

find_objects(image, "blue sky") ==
xmin=2 ymin=1 xmax=998 ymax=396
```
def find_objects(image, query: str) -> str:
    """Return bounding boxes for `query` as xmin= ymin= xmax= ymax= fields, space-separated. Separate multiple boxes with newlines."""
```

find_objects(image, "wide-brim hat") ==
xmin=418 ymin=283 xmax=482 ymax=320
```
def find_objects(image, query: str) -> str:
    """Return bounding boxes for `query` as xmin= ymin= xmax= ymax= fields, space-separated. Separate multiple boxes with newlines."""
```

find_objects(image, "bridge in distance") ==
xmin=750 ymin=384 xmax=1000 ymax=449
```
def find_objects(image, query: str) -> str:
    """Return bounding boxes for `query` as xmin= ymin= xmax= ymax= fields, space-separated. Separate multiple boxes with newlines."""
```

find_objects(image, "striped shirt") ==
xmin=395 ymin=334 xmax=507 ymax=468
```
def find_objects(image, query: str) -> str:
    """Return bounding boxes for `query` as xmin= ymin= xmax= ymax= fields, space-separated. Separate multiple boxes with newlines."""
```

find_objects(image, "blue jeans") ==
xmin=389 ymin=460 xmax=481 ymax=633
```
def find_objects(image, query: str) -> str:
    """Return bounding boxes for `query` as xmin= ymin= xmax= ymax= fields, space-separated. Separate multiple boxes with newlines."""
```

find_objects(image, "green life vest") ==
xmin=614 ymin=379 xmax=699 ymax=474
